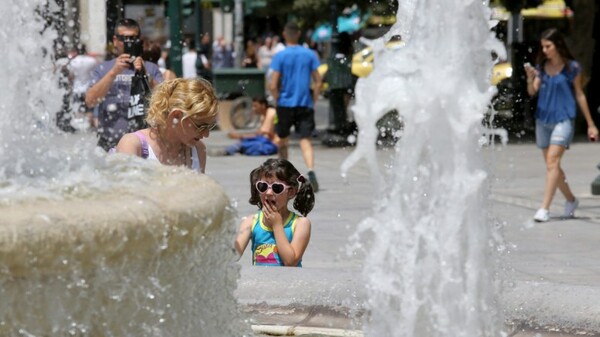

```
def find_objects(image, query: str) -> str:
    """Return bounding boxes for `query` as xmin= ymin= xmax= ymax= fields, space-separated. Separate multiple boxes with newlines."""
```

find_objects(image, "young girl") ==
xmin=525 ymin=28 xmax=598 ymax=222
xmin=235 ymin=158 xmax=315 ymax=267
xmin=116 ymin=78 xmax=218 ymax=173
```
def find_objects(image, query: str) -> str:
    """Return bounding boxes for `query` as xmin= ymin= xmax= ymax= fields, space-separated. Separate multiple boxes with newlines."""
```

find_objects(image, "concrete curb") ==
xmin=251 ymin=325 xmax=363 ymax=336
xmin=236 ymin=268 xmax=600 ymax=336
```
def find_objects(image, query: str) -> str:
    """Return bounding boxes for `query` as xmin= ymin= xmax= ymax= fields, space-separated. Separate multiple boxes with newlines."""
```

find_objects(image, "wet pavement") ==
xmin=71 ymin=97 xmax=600 ymax=335
xmin=201 ymin=98 xmax=600 ymax=336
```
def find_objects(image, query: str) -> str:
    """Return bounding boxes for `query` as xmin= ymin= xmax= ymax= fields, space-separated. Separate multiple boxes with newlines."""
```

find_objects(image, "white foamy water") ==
xmin=343 ymin=0 xmax=505 ymax=336
xmin=0 ymin=2 xmax=247 ymax=336
xmin=0 ymin=0 xmax=65 ymax=179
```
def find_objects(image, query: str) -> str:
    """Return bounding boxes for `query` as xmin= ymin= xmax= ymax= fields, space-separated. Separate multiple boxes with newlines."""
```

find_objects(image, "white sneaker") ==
xmin=564 ymin=198 xmax=579 ymax=218
xmin=533 ymin=208 xmax=550 ymax=222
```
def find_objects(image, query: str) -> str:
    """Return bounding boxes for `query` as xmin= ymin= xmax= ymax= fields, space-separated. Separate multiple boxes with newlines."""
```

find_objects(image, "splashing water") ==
xmin=0 ymin=0 xmax=110 ymax=206
xmin=0 ymin=0 xmax=64 ymax=178
xmin=342 ymin=0 xmax=505 ymax=336
xmin=0 ymin=2 xmax=246 ymax=336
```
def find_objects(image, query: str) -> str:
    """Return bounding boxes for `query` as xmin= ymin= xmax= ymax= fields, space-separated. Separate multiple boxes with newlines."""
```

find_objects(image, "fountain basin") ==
xmin=0 ymin=158 xmax=243 ymax=336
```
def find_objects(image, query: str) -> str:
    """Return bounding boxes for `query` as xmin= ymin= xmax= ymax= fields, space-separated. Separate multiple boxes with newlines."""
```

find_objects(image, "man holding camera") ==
xmin=86 ymin=18 xmax=164 ymax=151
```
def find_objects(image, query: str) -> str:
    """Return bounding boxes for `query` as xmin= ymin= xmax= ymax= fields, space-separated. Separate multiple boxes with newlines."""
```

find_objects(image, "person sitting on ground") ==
xmin=234 ymin=158 xmax=314 ymax=267
xmin=115 ymin=78 xmax=218 ymax=173
xmin=225 ymin=96 xmax=279 ymax=156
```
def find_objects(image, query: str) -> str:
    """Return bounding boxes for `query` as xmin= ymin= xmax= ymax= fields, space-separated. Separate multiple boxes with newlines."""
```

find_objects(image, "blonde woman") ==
xmin=116 ymin=78 xmax=219 ymax=173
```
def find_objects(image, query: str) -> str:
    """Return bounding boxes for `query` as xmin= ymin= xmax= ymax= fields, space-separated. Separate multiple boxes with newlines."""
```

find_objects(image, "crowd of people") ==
xmin=52 ymin=18 xmax=321 ymax=267
xmin=57 ymin=20 xmax=301 ymax=131
xmin=53 ymin=17 xmax=600 ymax=264
xmin=57 ymin=17 xmax=324 ymax=182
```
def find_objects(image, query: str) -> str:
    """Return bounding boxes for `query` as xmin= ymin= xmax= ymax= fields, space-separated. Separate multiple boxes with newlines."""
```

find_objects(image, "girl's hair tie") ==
xmin=297 ymin=175 xmax=306 ymax=184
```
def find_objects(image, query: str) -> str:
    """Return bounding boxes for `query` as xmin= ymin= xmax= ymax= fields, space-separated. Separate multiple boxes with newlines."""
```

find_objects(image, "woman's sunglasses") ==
xmin=255 ymin=181 xmax=290 ymax=194
xmin=189 ymin=119 xmax=217 ymax=134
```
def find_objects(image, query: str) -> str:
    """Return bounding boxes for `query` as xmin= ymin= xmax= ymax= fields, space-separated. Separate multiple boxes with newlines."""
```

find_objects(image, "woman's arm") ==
xmin=115 ymin=133 xmax=142 ymax=156
xmin=259 ymin=107 xmax=277 ymax=139
xmin=234 ymin=215 xmax=254 ymax=257
xmin=525 ymin=65 xmax=540 ymax=97
xmin=573 ymin=73 xmax=599 ymax=140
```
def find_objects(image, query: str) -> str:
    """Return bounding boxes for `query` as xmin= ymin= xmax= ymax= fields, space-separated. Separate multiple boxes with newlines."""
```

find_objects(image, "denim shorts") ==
xmin=535 ymin=119 xmax=574 ymax=149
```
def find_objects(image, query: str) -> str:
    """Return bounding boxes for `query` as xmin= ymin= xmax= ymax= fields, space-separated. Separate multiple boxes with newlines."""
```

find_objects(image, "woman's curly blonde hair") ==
xmin=146 ymin=78 xmax=218 ymax=128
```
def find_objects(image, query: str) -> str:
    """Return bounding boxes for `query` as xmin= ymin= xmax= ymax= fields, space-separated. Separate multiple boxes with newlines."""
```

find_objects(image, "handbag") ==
xmin=127 ymin=66 xmax=151 ymax=132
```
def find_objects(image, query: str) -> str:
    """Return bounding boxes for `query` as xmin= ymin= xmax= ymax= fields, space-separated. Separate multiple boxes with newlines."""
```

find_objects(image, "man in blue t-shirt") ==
xmin=86 ymin=18 xmax=164 ymax=151
xmin=270 ymin=22 xmax=322 ymax=192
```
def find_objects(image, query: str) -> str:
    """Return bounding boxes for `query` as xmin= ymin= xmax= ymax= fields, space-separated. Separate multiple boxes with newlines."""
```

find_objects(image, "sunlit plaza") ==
xmin=1 ymin=0 xmax=599 ymax=336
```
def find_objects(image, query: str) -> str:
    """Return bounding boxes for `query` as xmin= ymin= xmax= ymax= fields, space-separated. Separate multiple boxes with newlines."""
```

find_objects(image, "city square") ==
xmin=1 ymin=0 xmax=599 ymax=336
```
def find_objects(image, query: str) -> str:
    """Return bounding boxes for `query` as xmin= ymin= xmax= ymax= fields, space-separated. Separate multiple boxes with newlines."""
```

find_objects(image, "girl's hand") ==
xmin=262 ymin=199 xmax=283 ymax=228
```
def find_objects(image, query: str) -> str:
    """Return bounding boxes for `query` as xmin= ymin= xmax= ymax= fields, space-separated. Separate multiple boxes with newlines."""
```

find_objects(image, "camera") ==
xmin=124 ymin=38 xmax=143 ymax=58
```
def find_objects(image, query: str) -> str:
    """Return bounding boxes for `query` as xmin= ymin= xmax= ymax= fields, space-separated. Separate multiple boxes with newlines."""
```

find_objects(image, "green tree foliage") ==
xmin=259 ymin=0 xmax=398 ymax=30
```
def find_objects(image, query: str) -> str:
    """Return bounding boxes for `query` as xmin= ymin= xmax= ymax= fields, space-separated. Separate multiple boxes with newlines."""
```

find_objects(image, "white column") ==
xmin=79 ymin=0 xmax=107 ymax=57
xmin=212 ymin=9 xmax=234 ymax=43
xmin=212 ymin=8 xmax=223 ymax=39
xmin=224 ymin=12 xmax=233 ymax=43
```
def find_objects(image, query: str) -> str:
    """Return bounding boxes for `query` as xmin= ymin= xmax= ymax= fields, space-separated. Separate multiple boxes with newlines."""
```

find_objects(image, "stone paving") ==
xmin=202 ymin=122 xmax=600 ymax=336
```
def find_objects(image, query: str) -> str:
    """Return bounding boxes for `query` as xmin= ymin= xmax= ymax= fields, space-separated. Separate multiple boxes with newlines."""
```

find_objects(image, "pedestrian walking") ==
xmin=257 ymin=36 xmax=274 ymax=71
xmin=198 ymin=33 xmax=212 ymax=62
xmin=115 ymin=78 xmax=218 ymax=173
xmin=234 ymin=158 xmax=314 ymax=267
xmin=269 ymin=21 xmax=323 ymax=192
xmin=196 ymin=34 xmax=214 ymax=83
xmin=525 ymin=28 xmax=599 ymax=222
xmin=242 ymin=39 xmax=258 ymax=68
xmin=212 ymin=36 xmax=234 ymax=69
xmin=67 ymin=44 xmax=99 ymax=130
xmin=182 ymin=39 xmax=198 ymax=79
xmin=86 ymin=18 xmax=164 ymax=151
xmin=326 ymin=32 xmax=354 ymax=137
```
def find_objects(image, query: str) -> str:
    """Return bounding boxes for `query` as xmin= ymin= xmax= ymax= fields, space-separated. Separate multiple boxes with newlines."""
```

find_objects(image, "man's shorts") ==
xmin=535 ymin=119 xmax=574 ymax=149
xmin=275 ymin=107 xmax=315 ymax=139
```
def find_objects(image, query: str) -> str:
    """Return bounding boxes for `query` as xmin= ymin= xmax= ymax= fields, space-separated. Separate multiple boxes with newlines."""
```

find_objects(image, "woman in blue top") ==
xmin=235 ymin=158 xmax=315 ymax=266
xmin=526 ymin=28 xmax=598 ymax=222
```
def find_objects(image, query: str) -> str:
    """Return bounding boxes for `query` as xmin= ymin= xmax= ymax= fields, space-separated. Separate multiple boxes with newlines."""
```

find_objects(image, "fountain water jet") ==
xmin=0 ymin=1 xmax=247 ymax=336
xmin=343 ymin=0 xmax=505 ymax=336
